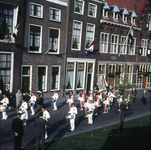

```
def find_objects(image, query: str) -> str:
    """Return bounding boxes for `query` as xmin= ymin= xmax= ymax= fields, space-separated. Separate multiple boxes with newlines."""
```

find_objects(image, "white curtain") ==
xmin=76 ymin=70 xmax=83 ymax=88
xmin=66 ymin=71 xmax=73 ymax=89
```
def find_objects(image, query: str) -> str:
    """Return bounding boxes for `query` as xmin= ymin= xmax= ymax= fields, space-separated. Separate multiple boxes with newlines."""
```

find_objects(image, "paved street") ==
xmin=0 ymin=89 xmax=150 ymax=150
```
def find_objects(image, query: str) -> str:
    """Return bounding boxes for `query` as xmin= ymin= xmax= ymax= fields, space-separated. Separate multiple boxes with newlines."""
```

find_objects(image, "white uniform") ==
xmin=124 ymin=94 xmax=130 ymax=102
xmin=52 ymin=93 xmax=58 ymax=110
xmin=67 ymin=94 xmax=74 ymax=103
xmin=87 ymin=103 xmax=95 ymax=124
xmin=68 ymin=106 xmax=77 ymax=131
xmin=20 ymin=102 xmax=28 ymax=120
xmin=29 ymin=95 xmax=36 ymax=115
xmin=88 ymin=93 xmax=93 ymax=101
xmin=98 ymin=92 xmax=102 ymax=100
xmin=43 ymin=110 xmax=50 ymax=139
xmin=77 ymin=93 xmax=84 ymax=101
xmin=117 ymin=94 xmax=122 ymax=102
xmin=103 ymin=96 xmax=109 ymax=105
xmin=0 ymin=97 xmax=9 ymax=120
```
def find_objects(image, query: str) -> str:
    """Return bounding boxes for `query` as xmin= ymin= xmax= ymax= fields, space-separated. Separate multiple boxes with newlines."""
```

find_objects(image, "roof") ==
xmin=101 ymin=0 xmax=148 ymax=28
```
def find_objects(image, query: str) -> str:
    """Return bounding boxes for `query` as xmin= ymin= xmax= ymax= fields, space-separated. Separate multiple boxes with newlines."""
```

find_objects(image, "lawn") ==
xmin=23 ymin=115 xmax=150 ymax=150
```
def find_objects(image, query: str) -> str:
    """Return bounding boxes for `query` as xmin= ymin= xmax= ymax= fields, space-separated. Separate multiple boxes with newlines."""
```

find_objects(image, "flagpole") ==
xmin=118 ymin=25 xmax=133 ymax=57
xmin=44 ymin=39 xmax=57 ymax=55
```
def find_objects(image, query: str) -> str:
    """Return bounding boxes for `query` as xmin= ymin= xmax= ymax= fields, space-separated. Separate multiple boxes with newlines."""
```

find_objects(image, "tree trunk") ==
xmin=118 ymin=103 xmax=123 ymax=134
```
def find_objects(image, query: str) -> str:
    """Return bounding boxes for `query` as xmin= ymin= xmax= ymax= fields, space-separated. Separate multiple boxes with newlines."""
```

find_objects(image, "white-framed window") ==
xmin=127 ymin=65 xmax=133 ymax=83
xmin=141 ymin=39 xmax=147 ymax=56
xmin=76 ymin=63 xmax=85 ymax=89
xmin=148 ymin=14 xmax=151 ymax=31
xmin=110 ymin=34 xmax=119 ymax=54
xmin=74 ymin=0 xmax=84 ymax=15
xmin=120 ymin=36 xmax=127 ymax=54
xmin=109 ymin=64 xmax=116 ymax=74
xmin=102 ymin=9 xmax=108 ymax=18
xmin=51 ymin=66 xmax=60 ymax=91
xmin=49 ymin=7 xmax=61 ymax=22
xmin=21 ymin=65 xmax=32 ymax=93
xmin=66 ymin=62 xmax=75 ymax=90
xmin=149 ymin=40 xmax=151 ymax=49
xmin=0 ymin=4 xmax=18 ymax=40
xmin=29 ymin=24 xmax=42 ymax=53
xmin=137 ymin=65 xmax=143 ymax=86
xmin=85 ymin=23 xmax=95 ymax=49
xmin=0 ymin=52 xmax=14 ymax=92
xmin=88 ymin=3 xmax=97 ymax=18
xmin=131 ymin=17 xmax=135 ymax=25
xmin=71 ymin=20 xmax=82 ymax=50
xmin=129 ymin=38 xmax=136 ymax=55
xmin=123 ymin=15 xmax=127 ymax=23
xmin=98 ymin=64 xmax=106 ymax=77
xmin=30 ymin=2 xmax=43 ymax=18
xmin=147 ymin=65 xmax=151 ymax=84
xmin=37 ymin=66 xmax=48 ymax=92
xmin=113 ymin=12 xmax=118 ymax=20
xmin=48 ymin=27 xmax=60 ymax=54
xmin=100 ymin=32 xmax=109 ymax=53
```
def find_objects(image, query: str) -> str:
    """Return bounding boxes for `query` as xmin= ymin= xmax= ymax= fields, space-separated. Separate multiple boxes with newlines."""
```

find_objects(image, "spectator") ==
xmin=16 ymin=89 xmax=23 ymax=108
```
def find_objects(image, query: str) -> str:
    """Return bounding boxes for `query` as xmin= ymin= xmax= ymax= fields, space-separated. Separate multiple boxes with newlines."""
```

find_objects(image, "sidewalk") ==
xmin=0 ymin=89 xmax=150 ymax=150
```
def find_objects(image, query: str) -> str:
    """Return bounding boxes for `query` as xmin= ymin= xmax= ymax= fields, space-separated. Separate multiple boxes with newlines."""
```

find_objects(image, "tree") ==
xmin=113 ymin=70 xmax=136 ymax=135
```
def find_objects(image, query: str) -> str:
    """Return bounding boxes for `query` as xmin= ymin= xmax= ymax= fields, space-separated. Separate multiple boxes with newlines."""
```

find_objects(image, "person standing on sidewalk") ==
xmin=77 ymin=90 xmax=85 ymax=110
xmin=35 ymin=112 xmax=50 ymax=150
xmin=87 ymin=99 xmax=95 ymax=124
xmin=16 ymin=89 xmax=23 ymax=108
xmin=12 ymin=112 xmax=24 ymax=150
xmin=66 ymin=91 xmax=74 ymax=110
xmin=141 ymin=87 xmax=147 ymax=105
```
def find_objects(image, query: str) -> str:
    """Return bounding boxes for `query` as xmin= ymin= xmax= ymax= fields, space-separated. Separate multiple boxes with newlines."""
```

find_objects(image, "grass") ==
xmin=23 ymin=115 xmax=150 ymax=150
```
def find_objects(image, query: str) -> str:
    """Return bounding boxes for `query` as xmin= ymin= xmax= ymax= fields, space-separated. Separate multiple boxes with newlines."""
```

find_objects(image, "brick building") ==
xmin=0 ymin=0 xmax=150 ymax=99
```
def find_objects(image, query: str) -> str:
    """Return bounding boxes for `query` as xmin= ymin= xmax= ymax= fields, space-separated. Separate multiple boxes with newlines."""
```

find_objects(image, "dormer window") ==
xmin=131 ymin=17 xmax=135 ymax=25
xmin=123 ymin=15 xmax=127 ymax=22
xmin=88 ymin=3 xmax=97 ymax=18
xmin=113 ymin=12 xmax=118 ymax=20
xmin=74 ymin=0 xmax=84 ymax=15
xmin=103 ymin=9 xmax=108 ymax=18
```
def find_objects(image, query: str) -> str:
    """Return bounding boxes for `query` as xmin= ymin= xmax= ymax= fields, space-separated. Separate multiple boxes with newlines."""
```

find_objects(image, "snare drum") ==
xmin=18 ymin=110 xmax=25 ymax=114
xmin=66 ymin=114 xmax=74 ymax=119
xmin=0 ymin=105 xmax=6 ymax=112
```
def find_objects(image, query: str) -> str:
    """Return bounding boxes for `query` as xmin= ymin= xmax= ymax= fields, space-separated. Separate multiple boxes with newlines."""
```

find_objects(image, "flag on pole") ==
xmin=85 ymin=38 xmax=97 ymax=55
xmin=51 ymin=39 xmax=57 ymax=51
xmin=129 ymin=26 xmax=134 ymax=46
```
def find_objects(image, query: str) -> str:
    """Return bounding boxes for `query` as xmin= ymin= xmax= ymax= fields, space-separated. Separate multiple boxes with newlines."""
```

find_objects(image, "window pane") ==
xmin=51 ymin=67 xmax=59 ymax=90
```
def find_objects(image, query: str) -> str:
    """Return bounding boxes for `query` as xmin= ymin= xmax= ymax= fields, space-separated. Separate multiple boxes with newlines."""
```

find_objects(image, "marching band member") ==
xmin=87 ymin=99 xmax=95 ymax=124
xmin=19 ymin=99 xmax=28 ymax=125
xmin=108 ymin=90 xmax=112 ymax=109
xmin=97 ymin=91 xmax=102 ymax=107
xmin=117 ymin=93 xmax=122 ymax=111
xmin=51 ymin=91 xmax=58 ymax=111
xmin=66 ymin=91 xmax=74 ymax=110
xmin=103 ymin=93 xmax=109 ymax=114
xmin=84 ymin=94 xmax=89 ymax=117
xmin=67 ymin=103 xmax=77 ymax=131
xmin=77 ymin=90 xmax=85 ymax=110
xmin=0 ymin=94 xmax=9 ymax=120
xmin=88 ymin=90 xmax=93 ymax=101
xmin=42 ymin=106 xmax=50 ymax=139
xmin=94 ymin=94 xmax=99 ymax=116
xmin=28 ymin=92 xmax=36 ymax=115
xmin=125 ymin=91 xmax=130 ymax=109
xmin=111 ymin=88 xmax=115 ymax=105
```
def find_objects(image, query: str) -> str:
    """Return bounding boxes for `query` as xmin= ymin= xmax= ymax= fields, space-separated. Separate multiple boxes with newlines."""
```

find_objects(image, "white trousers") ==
xmin=88 ymin=113 xmax=93 ymax=124
xmin=30 ymin=104 xmax=35 ymax=114
xmin=70 ymin=118 xmax=75 ymax=130
xmin=2 ymin=105 xmax=7 ymax=119
xmin=53 ymin=101 xmax=57 ymax=110
xmin=110 ymin=98 xmax=113 ymax=103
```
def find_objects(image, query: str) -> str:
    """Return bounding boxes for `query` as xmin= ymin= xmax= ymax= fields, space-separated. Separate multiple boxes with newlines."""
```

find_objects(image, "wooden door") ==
xmin=109 ymin=76 xmax=114 ymax=87
xmin=142 ymin=75 xmax=147 ymax=88
xmin=22 ymin=77 xmax=30 ymax=93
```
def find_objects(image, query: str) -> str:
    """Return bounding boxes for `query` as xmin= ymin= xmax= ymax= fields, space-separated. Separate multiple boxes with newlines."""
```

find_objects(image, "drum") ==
xmin=87 ymin=110 xmax=93 ymax=115
xmin=18 ymin=110 xmax=25 ymax=114
xmin=66 ymin=114 xmax=74 ymax=119
xmin=0 ymin=105 xmax=6 ymax=112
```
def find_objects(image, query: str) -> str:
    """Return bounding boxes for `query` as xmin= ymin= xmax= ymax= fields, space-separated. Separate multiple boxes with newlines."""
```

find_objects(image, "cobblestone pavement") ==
xmin=0 ymin=89 xmax=150 ymax=150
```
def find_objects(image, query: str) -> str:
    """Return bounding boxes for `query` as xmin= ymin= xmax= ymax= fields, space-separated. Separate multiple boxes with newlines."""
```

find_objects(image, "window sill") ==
xmin=88 ymin=15 xmax=96 ymax=18
xmin=30 ymin=15 xmax=43 ymax=19
xmin=50 ymin=89 xmax=60 ymax=92
xmin=71 ymin=49 xmax=81 ymax=51
xmin=74 ymin=12 xmax=84 ymax=15
xmin=49 ymin=19 xmax=61 ymax=23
